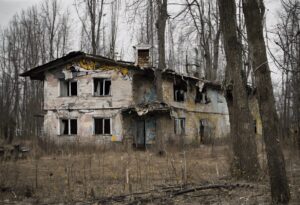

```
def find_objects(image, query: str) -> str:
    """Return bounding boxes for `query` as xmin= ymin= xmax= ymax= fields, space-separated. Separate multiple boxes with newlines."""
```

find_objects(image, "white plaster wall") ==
xmin=44 ymin=68 xmax=133 ymax=110
xmin=43 ymin=109 xmax=124 ymax=143
xmin=43 ymin=65 xmax=133 ymax=141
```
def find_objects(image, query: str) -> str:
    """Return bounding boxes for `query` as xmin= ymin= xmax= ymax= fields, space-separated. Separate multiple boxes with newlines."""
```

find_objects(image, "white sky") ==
xmin=0 ymin=0 xmax=42 ymax=26
xmin=0 ymin=0 xmax=284 ymax=84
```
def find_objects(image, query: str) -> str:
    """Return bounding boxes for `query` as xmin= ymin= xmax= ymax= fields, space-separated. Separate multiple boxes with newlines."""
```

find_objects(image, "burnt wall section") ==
xmin=132 ymin=72 xmax=157 ymax=104
xmin=122 ymin=113 xmax=173 ymax=148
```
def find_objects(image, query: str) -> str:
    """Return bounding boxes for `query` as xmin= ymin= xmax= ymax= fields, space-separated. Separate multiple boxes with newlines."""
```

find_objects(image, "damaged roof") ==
xmin=122 ymin=101 xmax=171 ymax=116
xmin=20 ymin=51 xmax=137 ymax=80
xmin=20 ymin=51 xmax=222 ymax=90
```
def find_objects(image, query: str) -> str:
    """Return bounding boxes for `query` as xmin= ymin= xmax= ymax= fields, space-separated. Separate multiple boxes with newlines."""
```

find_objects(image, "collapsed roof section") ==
xmin=122 ymin=101 xmax=171 ymax=116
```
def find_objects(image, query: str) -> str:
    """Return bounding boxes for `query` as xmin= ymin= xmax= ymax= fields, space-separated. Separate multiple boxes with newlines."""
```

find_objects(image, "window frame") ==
xmin=93 ymin=78 xmax=112 ymax=97
xmin=94 ymin=117 xmax=112 ymax=135
xmin=173 ymin=83 xmax=186 ymax=102
xmin=174 ymin=118 xmax=185 ymax=135
xmin=60 ymin=80 xmax=78 ymax=97
xmin=59 ymin=118 xmax=77 ymax=135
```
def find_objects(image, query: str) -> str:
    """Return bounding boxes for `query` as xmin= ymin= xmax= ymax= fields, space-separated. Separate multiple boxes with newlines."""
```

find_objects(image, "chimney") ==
xmin=133 ymin=44 xmax=151 ymax=68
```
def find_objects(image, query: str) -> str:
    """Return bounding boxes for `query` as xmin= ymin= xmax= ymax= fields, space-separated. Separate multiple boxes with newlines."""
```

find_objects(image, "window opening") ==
xmin=60 ymin=119 xmax=77 ymax=135
xmin=94 ymin=78 xmax=111 ymax=96
xmin=174 ymin=118 xmax=185 ymax=135
xmin=94 ymin=118 xmax=111 ymax=134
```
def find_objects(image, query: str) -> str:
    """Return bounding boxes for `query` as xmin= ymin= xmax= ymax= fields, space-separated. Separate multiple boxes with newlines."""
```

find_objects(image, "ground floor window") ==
xmin=60 ymin=119 xmax=77 ymax=135
xmin=174 ymin=118 xmax=185 ymax=135
xmin=94 ymin=118 xmax=111 ymax=134
xmin=254 ymin=120 xmax=257 ymax=133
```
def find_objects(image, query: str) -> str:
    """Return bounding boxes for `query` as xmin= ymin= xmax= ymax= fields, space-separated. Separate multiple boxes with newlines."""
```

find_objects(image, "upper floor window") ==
xmin=174 ymin=82 xmax=187 ymax=102
xmin=94 ymin=118 xmax=111 ymax=135
xmin=94 ymin=78 xmax=111 ymax=96
xmin=60 ymin=119 xmax=77 ymax=135
xmin=60 ymin=80 xmax=77 ymax=97
xmin=195 ymin=88 xmax=210 ymax=104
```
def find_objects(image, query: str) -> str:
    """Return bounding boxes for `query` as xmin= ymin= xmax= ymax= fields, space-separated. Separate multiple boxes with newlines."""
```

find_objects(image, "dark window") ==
xmin=174 ymin=81 xmax=187 ymax=102
xmin=61 ymin=119 xmax=69 ymax=135
xmin=60 ymin=119 xmax=77 ymax=135
xmin=174 ymin=118 xmax=185 ymax=135
xmin=95 ymin=119 xmax=103 ymax=134
xmin=254 ymin=120 xmax=257 ymax=134
xmin=94 ymin=78 xmax=111 ymax=96
xmin=60 ymin=80 xmax=77 ymax=97
xmin=70 ymin=119 xmax=77 ymax=135
xmin=94 ymin=118 xmax=111 ymax=134
xmin=70 ymin=81 xmax=77 ymax=96
xmin=195 ymin=89 xmax=210 ymax=104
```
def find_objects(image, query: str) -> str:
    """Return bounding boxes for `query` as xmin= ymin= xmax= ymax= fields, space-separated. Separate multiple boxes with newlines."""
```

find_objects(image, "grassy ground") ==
xmin=0 ymin=142 xmax=299 ymax=204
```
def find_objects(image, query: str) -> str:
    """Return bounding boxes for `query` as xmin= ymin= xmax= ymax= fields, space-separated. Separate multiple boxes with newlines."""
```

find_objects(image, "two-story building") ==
xmin=21 ymin=47 xmax=231 ymax=148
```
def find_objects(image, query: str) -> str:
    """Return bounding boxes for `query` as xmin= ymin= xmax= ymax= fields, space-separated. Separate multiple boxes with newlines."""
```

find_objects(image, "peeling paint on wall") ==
xmin=42 ymin=56 xmax=233 ymax=145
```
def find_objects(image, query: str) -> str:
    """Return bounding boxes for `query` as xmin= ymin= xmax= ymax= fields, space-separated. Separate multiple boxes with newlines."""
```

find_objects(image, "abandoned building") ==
xmin=21 ymin=45 xmax=235 ymax=147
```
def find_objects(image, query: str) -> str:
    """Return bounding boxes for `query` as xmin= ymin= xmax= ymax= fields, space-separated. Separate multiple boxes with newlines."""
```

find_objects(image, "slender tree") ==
xmin=75 ymin=0 xmax=105 ymax=55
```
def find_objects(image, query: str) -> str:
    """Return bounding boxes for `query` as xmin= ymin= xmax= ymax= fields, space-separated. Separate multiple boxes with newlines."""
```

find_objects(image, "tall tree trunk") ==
xmin=156 ymin=0 xmax=167 ymax=101
xmin=155 ymin=0 xmax=168 ymax=153
xmin=242 ymin=0 xmax=290 ymax=203
xmin=218 ymin=0 xmax=260 ymax=180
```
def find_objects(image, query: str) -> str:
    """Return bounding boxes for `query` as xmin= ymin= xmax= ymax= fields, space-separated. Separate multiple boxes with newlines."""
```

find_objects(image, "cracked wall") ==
xmin=43 ymin=61 xmax=133 ymax=143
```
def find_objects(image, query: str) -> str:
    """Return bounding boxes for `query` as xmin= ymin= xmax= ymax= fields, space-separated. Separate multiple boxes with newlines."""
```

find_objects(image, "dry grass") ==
xmin=0 ymin=140 xmax=299 ymax=204
xmin=0 ymin=142 xmax=229 ymax=203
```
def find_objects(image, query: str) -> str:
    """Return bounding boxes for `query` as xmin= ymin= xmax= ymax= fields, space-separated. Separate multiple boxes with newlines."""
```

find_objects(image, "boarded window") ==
xmin=94 ymin=78 xmax=111 ymax=96
xmin=60 ymin=80 xmax=77 ymax=96
xmin=60 ymin=119 xmax=77 ymax=135
xmin=174 ymin=118 xmax=185 ymax=135
xmin=94 ymin=118 xmax=111 ymax=134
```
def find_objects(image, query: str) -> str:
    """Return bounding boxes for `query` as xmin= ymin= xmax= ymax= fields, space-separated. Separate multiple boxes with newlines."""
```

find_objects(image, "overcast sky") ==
xmin=0 ymin=0 xmax=282 ymax=26
xmin=0 ymin=0 xmax=40 ymax=26
xmin=0 ymin=0 xmax=284 ymax=82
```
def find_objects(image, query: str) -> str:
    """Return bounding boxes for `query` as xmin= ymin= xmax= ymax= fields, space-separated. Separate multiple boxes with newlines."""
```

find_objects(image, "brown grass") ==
xmin=0 ymin=139 xmax=299 ymax=204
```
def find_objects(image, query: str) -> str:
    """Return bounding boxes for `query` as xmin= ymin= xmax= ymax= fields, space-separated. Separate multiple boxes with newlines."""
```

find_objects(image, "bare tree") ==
xmin=185 ymin=0 xmax=220 ymax=80
xmin=41 ymin=0 xmax=60 ymax=60
xmin=218 ymin=0 xmax=260 ymax=180
xmin=272 ymin=0 xmax=300 ymax=145
xmin=0 ymin=2 xmax=71 ymax=142
xmin=75 ymin=0 xmax=105 ymax=55
xmin=242 ymin=0 xmax=290 ymax=203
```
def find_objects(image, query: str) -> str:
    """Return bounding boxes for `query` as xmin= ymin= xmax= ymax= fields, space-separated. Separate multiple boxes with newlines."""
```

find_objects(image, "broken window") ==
xmin=94 ymin=78 xmax=111 ymax=96
xmin=174 ymin=81 xmax=187 ymax=102
xmin=60 ymin=119 xmax=77 ymax=135
xmin=60 ymin=80 xmax=77 ymax=96
xmin=94 ymin=118 xmax=111 ymax=134
xmin=174 ymin=118 xmax=185 ymax=135
xmin=195 ymin=88 xmax=210 ymax=104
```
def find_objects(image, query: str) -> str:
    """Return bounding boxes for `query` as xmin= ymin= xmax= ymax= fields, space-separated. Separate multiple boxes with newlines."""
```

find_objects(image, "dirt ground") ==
xmin=0 ymin=143 xmax=299 ymax=205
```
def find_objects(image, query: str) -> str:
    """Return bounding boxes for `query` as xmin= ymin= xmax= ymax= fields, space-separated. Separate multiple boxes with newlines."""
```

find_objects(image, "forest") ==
xmin=0 ymin=0 xmax=300 ymax=204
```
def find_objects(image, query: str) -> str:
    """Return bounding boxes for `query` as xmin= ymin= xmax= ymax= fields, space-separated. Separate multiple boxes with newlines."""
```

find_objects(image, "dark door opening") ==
xmin=135 ymin=120 xmax=146 ymax=149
